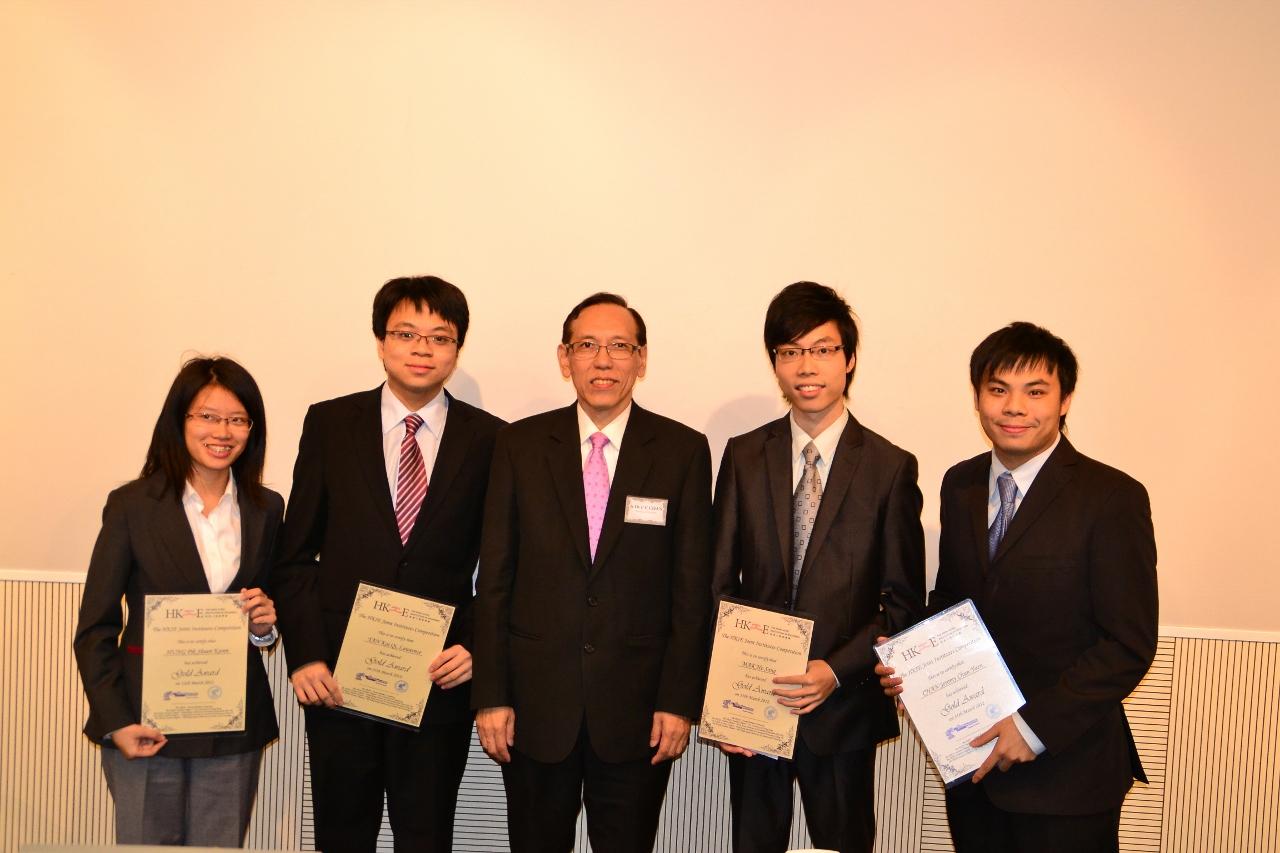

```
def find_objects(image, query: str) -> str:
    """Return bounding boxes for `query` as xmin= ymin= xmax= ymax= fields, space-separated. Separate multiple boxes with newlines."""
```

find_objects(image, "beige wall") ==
xmin=2 ymin=2 xmax=1276 ymax=631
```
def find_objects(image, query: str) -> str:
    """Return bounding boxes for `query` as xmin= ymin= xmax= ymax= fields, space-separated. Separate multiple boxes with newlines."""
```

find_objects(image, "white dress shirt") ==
xmin=789 ymin=408 xmax=850 ymax=490
xmin=182 ymin=476 xmax=275 ymax=646
xmin=576 ymin=403 xmax=631 ymax=479
xmin=381 ymin=383 xmax=449 ymax=505
xmin=987 ymin=432 xmax=1061 ymax=756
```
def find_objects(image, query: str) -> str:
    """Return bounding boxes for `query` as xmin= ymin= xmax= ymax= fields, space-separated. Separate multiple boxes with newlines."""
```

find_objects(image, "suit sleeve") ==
xmin=272 ymin=405 xmax=332 ymax=671
xmin=471 ymin=428 xmax=519 ymax=709
xmin=710 ymin=438 xmax=742 ymax=607
xmin=1020 ymin=477 xmax=1158 ymax=753
xmin=824 ymin=451 xmax=926 ymax=684
xmin=73 ymin=490 xmax=137 ymax=736
xmin=655 ymin=435 xmax=714 ymax=718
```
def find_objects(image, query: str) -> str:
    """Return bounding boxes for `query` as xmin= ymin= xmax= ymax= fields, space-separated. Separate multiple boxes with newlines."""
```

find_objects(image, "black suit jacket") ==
xmin=74 ymin=473 xmax=284 ymax=757
xmin=712 ymin=414 xmax=925 ymax=755
xmin=930 ymin=437 xmax=1158 ymax=815
xmin=273 ymin=387 xmax=505 ymax=725
xmin=472 ymin=404 xmax=713 ymax=764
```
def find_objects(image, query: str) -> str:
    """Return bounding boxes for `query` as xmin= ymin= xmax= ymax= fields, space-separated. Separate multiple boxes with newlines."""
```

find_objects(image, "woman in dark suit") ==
xmin=74 ymin=356 xmax=284 ymax=847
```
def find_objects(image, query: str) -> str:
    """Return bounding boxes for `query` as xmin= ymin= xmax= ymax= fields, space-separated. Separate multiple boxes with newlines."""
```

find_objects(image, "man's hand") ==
xmin=649 ymin=712 xmax=691 ymax=764
xmin=428 ymin=645 xmax=472 ymax=689
xmin=111 ymin=723 xmax=167 ymax=759
xmin=239 ymin=587 xmax=276 ymax=637
xmin=711 ymin=740 xmax=756 ymax=759
xmin=874 ymin=635 xmax=904 ymax=708
xmin=970 ymin=715 xmax=1037 ymax=783
xmin=773 ymin=659 xmax=838 ymax=714
xmin=477 ymin=706 xmax=516 ymax=764
xmin=290 ymin=661 xmax=343 ymax=708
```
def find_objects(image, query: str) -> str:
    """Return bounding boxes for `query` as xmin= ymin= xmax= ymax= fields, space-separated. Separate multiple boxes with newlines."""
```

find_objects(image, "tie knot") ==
xmin=404 ymin=413 xmax=424 ymax=437
xmin=590 ymin=432 xmax=609 ymax=451
xmin=996 ymin=471 xmax=1017 ymax=504
xmin=802 ymin=442 xmax=820 ymax=466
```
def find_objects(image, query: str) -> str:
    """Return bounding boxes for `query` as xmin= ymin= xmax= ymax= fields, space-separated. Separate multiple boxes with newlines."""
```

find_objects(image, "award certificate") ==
xmin=141 ymin=593 xmax=248 ymax=735
xmin=699 ymin=598 xmax=814 ymax=759
xmin=333 ymin=583 xmax=454 ymax=729
xmin=874 ymin=599 xmax=1025 ymax=786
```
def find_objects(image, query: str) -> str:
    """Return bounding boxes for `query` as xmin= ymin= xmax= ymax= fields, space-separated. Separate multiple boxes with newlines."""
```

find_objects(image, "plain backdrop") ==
xmin=2 ymin=2 xmax=1276 ymax=633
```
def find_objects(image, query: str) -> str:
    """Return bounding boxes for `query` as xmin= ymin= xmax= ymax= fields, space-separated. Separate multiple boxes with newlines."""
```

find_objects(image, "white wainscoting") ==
xmin=2 ymin=572 xmax=1275 ymax=852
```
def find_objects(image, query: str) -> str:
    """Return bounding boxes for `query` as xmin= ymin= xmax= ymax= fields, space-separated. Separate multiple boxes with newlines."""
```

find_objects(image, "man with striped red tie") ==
xmin=275 ymin=276 xmax=505 ymax=852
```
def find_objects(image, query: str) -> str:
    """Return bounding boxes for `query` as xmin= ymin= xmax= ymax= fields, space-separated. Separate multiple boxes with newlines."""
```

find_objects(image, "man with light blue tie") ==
xmin=880 ymin=321 xmax=1158 ymax=853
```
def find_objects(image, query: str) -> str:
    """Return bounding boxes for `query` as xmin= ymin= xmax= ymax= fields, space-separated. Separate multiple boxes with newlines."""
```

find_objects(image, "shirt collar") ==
xmin=990 ymin=433 xmax=1061 ymax=498
xmin=182 ymin=474 xmax=237 ymax=514
xmin=790 ymin=407 xmax=849 ymax=466
xmin=381 ymin=383 xmax=449 ymax=438
xmin=576 ymin=402 xmax=632 ymax=450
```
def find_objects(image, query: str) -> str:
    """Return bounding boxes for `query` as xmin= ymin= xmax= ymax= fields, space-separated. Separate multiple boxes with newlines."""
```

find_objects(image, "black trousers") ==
xmin=946 ymin=782 xmax=1122 ymax=853
xmin=304 ymin=706 xmax=472 ymax=853
xmin=502 ymin=723 xmax=673 ymax=853
xmin=728 ymin=738 xmax=877 ymax=853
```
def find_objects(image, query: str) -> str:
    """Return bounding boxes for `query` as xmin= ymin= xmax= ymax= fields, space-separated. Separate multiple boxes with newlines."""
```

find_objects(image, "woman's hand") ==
xmin=240 ymin=587 xmax=276 ymax=637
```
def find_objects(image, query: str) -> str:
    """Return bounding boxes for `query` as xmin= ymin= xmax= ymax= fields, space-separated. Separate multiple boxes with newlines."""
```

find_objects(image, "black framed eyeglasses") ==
xmin=384 ymin=330 xmax=459 ymax=348
xmin=772 ymin=344 xmax=845 ymax=363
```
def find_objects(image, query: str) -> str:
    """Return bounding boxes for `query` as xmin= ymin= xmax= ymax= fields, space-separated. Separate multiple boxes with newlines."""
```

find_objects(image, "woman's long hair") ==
xmin=140 ymin=356 xmax=269 ymax=506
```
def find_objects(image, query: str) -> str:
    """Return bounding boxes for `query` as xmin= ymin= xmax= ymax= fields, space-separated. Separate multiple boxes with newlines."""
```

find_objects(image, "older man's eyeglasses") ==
xmin=564 ymin=341 xmax=642 ymax=361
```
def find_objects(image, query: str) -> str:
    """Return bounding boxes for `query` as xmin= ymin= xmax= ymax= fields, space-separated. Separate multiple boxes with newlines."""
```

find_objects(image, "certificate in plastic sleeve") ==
xmin=874 ymin=599 xmax=1025 ymax=786
xmin=699 ymin=598 xmax=814 ymax=759
xmin=141 ymin=593 xmax=248 ymax=735
xmin=332 ymin=583 xmax=454 ymax=729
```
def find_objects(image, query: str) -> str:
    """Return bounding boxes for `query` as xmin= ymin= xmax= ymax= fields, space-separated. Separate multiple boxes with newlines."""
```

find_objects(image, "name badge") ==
xmin=624 ymin=496 xmax=668 ymax=526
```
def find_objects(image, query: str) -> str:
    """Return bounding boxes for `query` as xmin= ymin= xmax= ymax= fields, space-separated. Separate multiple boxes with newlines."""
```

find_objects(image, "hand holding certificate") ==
xmin=874 ymin=599 xmax=1025 ymax=786
xmin=699 ymin=599 xmax=814 ymax=759
xmin=332 ymin=583 xmax=454 ymax=728
xmin=142 ymin=593 xmax=248 ymax=735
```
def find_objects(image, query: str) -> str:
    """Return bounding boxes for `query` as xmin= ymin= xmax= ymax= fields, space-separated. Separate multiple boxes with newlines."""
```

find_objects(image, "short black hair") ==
xmin=560 ymin=292 xmax=647 ymax=346
xmin=763 ymin=282 xmax=859 ymax=398
xmin=140 ymin=356 xmax=269 ymax=506
xmin=970 ymin=322 xmax=1078 ymax=429
xmin=372 ymin=276 xmax=470 ymax=347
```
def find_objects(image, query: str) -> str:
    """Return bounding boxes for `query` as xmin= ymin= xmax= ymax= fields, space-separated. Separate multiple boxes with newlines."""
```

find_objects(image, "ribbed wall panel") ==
xmin=2 ymin=575 xmax=1277 ymax=853
xmin=1162 ymin=639 xmax=1279 ymax=852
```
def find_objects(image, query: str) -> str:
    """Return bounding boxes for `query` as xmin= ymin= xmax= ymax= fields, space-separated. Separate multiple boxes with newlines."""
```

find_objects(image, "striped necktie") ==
xmin=395 ymin=414 xmax=428 ymax=545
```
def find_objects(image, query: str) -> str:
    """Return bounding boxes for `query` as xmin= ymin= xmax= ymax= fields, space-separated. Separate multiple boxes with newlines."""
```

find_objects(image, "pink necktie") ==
xmin=584 ymin=432 xmax=611 ymax=561
xmin=395 ymin=414 xmax=428 ymax=545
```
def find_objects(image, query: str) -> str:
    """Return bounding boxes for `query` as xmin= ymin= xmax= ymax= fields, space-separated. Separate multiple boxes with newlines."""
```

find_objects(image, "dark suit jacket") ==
xmin=472 ymin=403 xmax=713 ymax=764
xmin=930 ymin=437 xmax=1158 ymax=815
xmin=273 ymin=387 xmax=505 ymax=725
xmin=74 ymin=473 xmax=284 ymax=757
xmin=711 ymin=414 xmax=925 ymax=755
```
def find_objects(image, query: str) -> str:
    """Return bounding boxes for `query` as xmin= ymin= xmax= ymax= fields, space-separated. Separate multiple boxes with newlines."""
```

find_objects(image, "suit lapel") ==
xmin=591 ymin=406 xmax=656 ymax=575
xmin=798 ymin=417 xmax=865 ymax=582
xmin=546 ymin=405 xmax=593 ymax=571
xmin=764 ymin=417 xmax=795 ymax=592
xmin=406 ymin=392 xmax=473 ymax=552
xmin=993 ymin=438 xmax=1078 ymax=563
xmin=148 ymin=479 xmax=211 ymax=592
xmin=353 ymin=388 xmax=401 ymax=544
xmin=227 ymin=486 xmax=266 ymax=591
xmin=966 ymin=456 xmax=994 ymax=574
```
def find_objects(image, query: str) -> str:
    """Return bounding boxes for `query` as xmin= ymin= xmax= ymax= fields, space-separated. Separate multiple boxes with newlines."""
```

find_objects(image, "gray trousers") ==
xmin=101 ymin=747 xmax=261 ymax=847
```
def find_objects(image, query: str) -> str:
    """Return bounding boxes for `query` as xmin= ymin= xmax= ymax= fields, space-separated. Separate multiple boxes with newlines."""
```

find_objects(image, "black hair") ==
xmin=969 ymin=322 xmax=1078 ymax=429
xmin=763 ymin=282 xmax=859 ymax=397
xmin=372 ymin=276 xmax=470 ymax=347
xmin=560 ymin=292 xmax=647 ymax=346
xmin=141 ymin=357 xmax=269 ymax=506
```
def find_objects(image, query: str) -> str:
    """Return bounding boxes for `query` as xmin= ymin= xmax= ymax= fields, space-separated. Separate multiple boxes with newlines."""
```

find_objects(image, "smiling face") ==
xmin=184 ymin=384 xmax=250 ymax=485
xmin=376 ymin=299 xmax=460 ymax=409
xmin=774 ymin=320 xmax=855 ymax=437
xmin=975 ymin=362 xmax=1072 ymax=469
xmin=558 ymin=303 xmax=647 ymax=429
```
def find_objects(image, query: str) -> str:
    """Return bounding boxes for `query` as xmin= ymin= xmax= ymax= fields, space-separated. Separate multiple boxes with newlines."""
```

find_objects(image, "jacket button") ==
xmin=583 ymin=643 xmax=596 ymax=654
xmin=399 ymin=560 xmax=409 ymax=569
xmin=587 ymin=596 xmax=599 ymax=607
